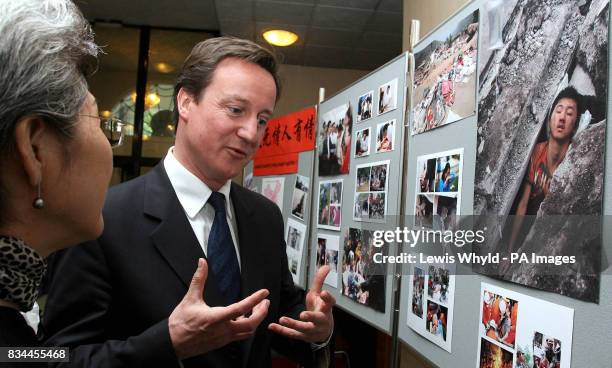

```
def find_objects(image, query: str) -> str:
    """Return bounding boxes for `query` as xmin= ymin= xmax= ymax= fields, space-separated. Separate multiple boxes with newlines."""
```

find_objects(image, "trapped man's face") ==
xmin=549 ymin=97 xmax=578 ymax=142
xmin=175 ymin=57 xmax=276 ymax=187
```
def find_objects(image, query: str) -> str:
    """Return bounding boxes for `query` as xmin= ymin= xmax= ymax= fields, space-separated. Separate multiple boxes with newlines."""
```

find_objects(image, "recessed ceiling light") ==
xmin=154 ymin=62 xmax=174 ymax=73
xmin=263 ymin=30 xmax=298 ymax=47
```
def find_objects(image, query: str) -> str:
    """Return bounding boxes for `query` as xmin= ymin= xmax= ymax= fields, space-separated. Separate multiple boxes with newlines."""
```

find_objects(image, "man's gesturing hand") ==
xmin=268 ymin=265 xmax=335 ymax=343
xmin=169 ymin=258 xmax=270 ymax=359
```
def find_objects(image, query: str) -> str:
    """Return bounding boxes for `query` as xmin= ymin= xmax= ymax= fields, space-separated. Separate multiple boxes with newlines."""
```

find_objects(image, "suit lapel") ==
xmin=231 ymin=183 xmax=267 ymax=367
xmin=145 ymin=164 xmax=225 ymax=307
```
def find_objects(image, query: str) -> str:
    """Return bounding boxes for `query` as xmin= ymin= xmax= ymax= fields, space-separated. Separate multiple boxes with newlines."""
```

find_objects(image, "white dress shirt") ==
xmin=163 ymin=147 xmax=241 ymax=269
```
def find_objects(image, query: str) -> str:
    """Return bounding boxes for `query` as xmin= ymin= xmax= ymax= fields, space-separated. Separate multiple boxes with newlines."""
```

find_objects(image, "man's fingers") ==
xmin=229 ymin=299 xmax=270 ymax=333
xmin=310 ymin=265 xmax=330 ymax=294
xmin=318 ymin=291 xmax=336 ymax=313
xmin=217 ymin=289 xmax=270 ymax=321
xmin=268 ymin=323 xmax=307 ymax=341
xmin=185 ymin=258 xmax=208 ymax=303
xmin=278 ymin=316 xmax=315 ymax=332
xmin=299 ymin=311 xmax=328 ymax=324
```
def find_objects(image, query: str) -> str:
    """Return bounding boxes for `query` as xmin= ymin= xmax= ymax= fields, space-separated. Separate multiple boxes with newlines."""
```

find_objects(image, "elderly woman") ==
xmin=0 ymin=0 xmax=114 ymax=346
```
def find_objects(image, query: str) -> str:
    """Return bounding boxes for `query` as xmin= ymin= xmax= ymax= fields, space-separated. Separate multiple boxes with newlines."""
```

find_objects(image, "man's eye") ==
xmin=228 ymin=106 xmax=243 ymax=114
xmin=258 ymin=118 xmax=269 ymax=126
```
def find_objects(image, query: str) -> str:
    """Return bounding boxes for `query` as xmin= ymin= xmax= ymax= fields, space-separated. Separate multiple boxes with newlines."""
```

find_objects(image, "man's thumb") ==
xmin=186 ymin=258 xmax=207 ymax=302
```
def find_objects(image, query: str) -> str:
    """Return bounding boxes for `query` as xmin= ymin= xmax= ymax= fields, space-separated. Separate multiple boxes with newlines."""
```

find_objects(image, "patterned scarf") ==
xmin=0 ymin=236 xmax=46 ymax=311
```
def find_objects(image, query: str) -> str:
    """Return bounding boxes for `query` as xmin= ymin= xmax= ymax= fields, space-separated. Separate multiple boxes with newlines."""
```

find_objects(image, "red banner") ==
xmin=253 ymin=106 xmax=317 ymax=159
xmin=253 ymin=153 xmax=299 ymax=176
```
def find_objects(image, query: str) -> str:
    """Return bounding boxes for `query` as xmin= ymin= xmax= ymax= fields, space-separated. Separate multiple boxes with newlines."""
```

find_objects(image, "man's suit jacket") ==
xmin=41 ymin=164 xmax=315 ymax=367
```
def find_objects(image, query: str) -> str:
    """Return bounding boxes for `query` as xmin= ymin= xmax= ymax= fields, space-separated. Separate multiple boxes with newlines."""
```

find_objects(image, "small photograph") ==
xmin=329 ymin=205 xmax=341 ymax=228
xmin=532 ymin=332 xmax=562 ymax=368
xmin=481 ymin=291 xmax=518 ymax=349
xmin=378 ymin=78 xmax=398 ymax=115
xmin=291 ymin=174 xmax=309 ymax=220
xmin=356 ymin=166 xmax=371 ymax=192
xmin=417 ymin=157 xmax=438 ymax=193
xmin=376 ymin=119 xmax=395 ymax=153
xmin=318 ymin=103 xmax=353 ymax=176
xmin=342 ymin=228 xmax=386 ymax=312
xmin=368 ymin=193 xmax=385 ymax=221
xmin=415 ymin=194 xmax=434 ymax=228
xmin=515 ymin=345 xmax=532 ymax=368
xmin=435 ymin=154 xmax=461 ymax=193
xmin=317 ymin=235 xmax=339 ymax=287
xmin=426 ymin=300 xmax=448 ymax=341
xmin=411 ymin=267 xmax=425 ymax=318
xmin=285 ymin=218 xmax=306 ymax=284
xmin=353 ymin=193 xmax=369 ymax=220
xmin=369 ymin=163 xmax=388 ymax=192
xmin=286 ymin=224 xmax=303 ymax=251
xmin=478 ymin=338 xmax=513 ymax=368
xmin=357 ymin=90 xmax=374 ymax=122
xmin=317 ymin=179 xmax=343 ymax=231
xmin=434 ymin=195 xmax=458 ymax=231
xmin=427 ymin=266 xmax=450 ymax=304
xmin=261 ymin=177 xmax=285 ymax=210
xmin=355 ymin=127 xmax=371 ymax=158
xmin=317 ymin=182 xmax=331 ymax=226
xmin=330 ymin=182 xmax=342 ymax=205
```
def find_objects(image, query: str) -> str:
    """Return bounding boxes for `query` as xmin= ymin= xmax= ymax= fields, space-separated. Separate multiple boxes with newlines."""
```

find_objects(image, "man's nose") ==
xmin=239 ymin=117 xmax=259 ymax=143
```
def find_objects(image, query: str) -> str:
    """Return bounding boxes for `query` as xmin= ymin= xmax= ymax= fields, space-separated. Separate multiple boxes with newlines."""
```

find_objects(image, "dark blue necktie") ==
xmin=207 ymin=192 xmax=241 ymax=304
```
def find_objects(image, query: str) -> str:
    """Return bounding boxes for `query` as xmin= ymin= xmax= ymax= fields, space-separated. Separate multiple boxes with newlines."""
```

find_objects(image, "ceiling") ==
xmin=76 ymin=0 xmax=403 ymax=71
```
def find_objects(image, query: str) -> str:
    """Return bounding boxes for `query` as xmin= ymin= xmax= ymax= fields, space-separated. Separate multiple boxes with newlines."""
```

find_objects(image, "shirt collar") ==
xmin=163 ymin=147 xmax=233 ymax=220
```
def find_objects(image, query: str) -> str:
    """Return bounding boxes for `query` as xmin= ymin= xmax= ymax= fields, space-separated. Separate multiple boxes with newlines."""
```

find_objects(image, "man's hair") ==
xmin=547 ymin=86 xmax=582 ymax=136
xmin=172 ymin=36 xmax=281 ymax=126
xmin=0 ymin=0 xmax=98 ymax=153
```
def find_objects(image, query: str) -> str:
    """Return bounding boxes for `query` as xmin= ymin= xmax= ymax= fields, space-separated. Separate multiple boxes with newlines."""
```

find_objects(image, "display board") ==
xmin=243 ymin=107 xmax=317 ymax=289
xmin=397 ymin=1 xmax=612 ymax=367
xmin=308 ymin=53 xmax=410 ymax=334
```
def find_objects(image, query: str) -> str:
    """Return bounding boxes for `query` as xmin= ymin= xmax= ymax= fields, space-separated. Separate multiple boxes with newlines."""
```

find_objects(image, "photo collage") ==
xmin=341 ymin=228 xmax=387 ymax=313
xmin=317 ymin=179 xmax=343 ymax=231
xmin=407 ymin=263 xmax=456 ymax=352
xmin=354 ymin=161 xmax=390 ymax=223
xmin=476 ymin=283 xmax=573 ymax=368
xmin=414 ymin=149 xmax=463 ymax=231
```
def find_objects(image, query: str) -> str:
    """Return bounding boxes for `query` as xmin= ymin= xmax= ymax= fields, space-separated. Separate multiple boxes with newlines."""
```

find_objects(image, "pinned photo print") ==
xmin=353 ymin=193 xmax=369 ymax=220
xmin=342 ymin=228 xmax=387 ymax=313
xmin=262 ymin=177 xmax=285 ymax=210
xmin=285 ymin=218 xmax=307 ymax=284
xmin=291 ymin=174 xmax=309 ymax=220
xmin=417 ymin=157 xmax=438 ymax=193
xmin=317 ymin=179 xmax=343 ymax=231
xmin=355 ymin=127 xmax=371 ymax=158
xmin=435 ymin=195 xmax=458 ymax=231
xmin=316 ymin=234 xmax=339 ymax=288
xmin=481 ymin=291 xmax=518 ymax=349
xmin=427 ymin=266 xmax=450 ymax=304
xmin=415 ymin=194 xmax=434 ymax=228
xmin=411 ymin=10 xmax=479 ymax=135
xmin=378 ymin=78 xmax=398 ymax=115
xmin=376 ymin=119 xmax=395 ymax=153
xmin=426 ymin=301 xmax=448 ymax=341
xmin=435 ymin=154 xmax=460 ymax=193
xmin=354 ymin=161 xmax=390 ymax=223
xmin=318 ymin=103 xmax=353 ymax=176
xmin=411 ymin=267 xmax=425 ymax=318
xmin=478 ymin=338 xmax=513 ymax=368
xmin=532 ymin=332 xmax=562 ymax=368
xmin=357 ymin=91 xmax=374 ymax=122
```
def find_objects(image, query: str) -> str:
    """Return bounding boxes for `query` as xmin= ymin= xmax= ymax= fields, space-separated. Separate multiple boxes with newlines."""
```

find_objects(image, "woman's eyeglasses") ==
xmin=81 ymin=115 xmax=128 ymax=148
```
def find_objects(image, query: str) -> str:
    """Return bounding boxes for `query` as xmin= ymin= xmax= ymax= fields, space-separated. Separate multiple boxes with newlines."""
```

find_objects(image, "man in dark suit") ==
xmin=41 ymin=37 xmax=334 ymax=367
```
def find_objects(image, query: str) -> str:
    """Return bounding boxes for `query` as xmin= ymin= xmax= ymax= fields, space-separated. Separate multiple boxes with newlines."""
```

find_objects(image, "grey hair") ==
xmin=0 ymin=0 xmax=99 ymax=154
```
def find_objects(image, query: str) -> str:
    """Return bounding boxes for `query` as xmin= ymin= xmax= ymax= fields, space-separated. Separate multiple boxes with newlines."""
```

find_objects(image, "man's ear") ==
xmin=13 ymin=116 xmax=47 ymax=187
xmin=176 ymin=88 xmax=195 ymax=124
